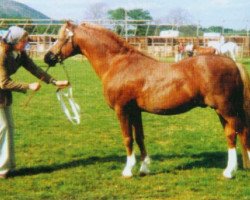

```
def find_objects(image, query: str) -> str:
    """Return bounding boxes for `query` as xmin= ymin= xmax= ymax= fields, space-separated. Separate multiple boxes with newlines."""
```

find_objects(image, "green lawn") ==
xmin=0 ymin=57 xmax=249 ymax=200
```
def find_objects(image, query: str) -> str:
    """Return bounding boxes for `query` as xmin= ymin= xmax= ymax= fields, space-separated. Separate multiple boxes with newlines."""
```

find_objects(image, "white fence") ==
xmin=1 ymin=18 xmax=250 ymax=58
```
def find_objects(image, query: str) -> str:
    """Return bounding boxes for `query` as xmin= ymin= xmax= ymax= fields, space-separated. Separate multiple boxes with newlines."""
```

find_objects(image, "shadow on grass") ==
xmin=11 ymin=155 xmax=124 ymax=178
xmin=11 ymin=151 xmax=243 ymax=177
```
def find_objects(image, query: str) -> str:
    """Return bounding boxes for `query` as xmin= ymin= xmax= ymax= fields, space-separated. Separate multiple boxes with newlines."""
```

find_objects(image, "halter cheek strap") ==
xmin=56 ymin=86 xmax=80 ymax=124
xmin=55 ymin=28 xmax=74 ymax=56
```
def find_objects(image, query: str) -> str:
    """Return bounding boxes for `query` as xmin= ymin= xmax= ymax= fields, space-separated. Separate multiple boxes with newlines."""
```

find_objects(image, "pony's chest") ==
xmin=103 ymin=75 xmax=142 ymax=107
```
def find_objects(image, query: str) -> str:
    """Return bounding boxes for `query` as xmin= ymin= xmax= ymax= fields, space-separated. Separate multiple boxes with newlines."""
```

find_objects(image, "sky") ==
xmin=16 ymin=0 xmax=250 ymax=29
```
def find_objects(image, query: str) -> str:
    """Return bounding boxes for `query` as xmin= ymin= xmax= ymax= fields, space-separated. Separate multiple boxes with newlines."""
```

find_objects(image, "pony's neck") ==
xmin=77 ymin=24 xmax=133 ymax=79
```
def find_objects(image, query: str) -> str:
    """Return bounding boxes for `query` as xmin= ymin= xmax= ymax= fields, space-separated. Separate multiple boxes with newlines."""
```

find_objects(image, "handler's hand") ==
xmin=29 ymin=82 xmax=41 ymax=91
xmin=55 ymin=80 xmax=69 ymax=89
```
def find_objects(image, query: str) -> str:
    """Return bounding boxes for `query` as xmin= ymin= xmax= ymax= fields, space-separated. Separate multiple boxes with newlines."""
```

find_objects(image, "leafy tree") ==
xmin=108 ymin=8 xmax=126 ymax=20
xmin=108 ymin=8 xmax=153 ymax=36
xmin=127 ymin=9 xmax=152 ymax=20
xmin=204 ymin=26 xmax=223 ymax=33
xmin=179 ymin=25 xmax=198 ymax=37
xmin=108 ymin=8 xmax=152 ymax=20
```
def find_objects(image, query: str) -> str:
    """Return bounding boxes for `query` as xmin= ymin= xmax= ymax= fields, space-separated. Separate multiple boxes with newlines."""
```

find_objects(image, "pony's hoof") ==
xmin=139 ymin=156 xmax=151 ymax=177
xmin=122 ymin=169 xmax=133 ymax=178
xmin=243 ymin=165 xmax=250 ymax=169
xmin=243 ymin=161 xmax=250 ymax=169
xmin=139 ymin=167 xmax=150 ymax=177
xmin=223 ymin=169 xmax=235 ymax=179
xmin=122 ymin=174 xmax=133 ymax=178
xmin=139 ymin=171 xmax=150 ymax=177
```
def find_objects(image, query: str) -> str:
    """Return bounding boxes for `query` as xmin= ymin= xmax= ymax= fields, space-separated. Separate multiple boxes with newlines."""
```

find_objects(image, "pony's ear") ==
xmin=66 ymin=20 xmax=77 ymax=31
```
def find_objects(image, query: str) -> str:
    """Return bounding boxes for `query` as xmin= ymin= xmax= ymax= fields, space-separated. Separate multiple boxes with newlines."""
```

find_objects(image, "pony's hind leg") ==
xmin=238 ymin=127 xmax=250 ymax=169
xmin=219 ymin=116 xmax=238 ymax=178
xmin=131 ymin=110 xmax=150 ymax=176
xmin=116 ymin=106 xmax=136 ymax=178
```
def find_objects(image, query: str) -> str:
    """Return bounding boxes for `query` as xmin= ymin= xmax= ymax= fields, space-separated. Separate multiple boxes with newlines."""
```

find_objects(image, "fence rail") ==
xmin=1 ymin=18 xmax=250 ymax=36
xmin=0 ymin=18 xmax=250 ymax=58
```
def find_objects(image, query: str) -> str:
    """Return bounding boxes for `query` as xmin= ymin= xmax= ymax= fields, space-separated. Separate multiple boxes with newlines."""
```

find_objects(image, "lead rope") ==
xmin=56 ymin=63 xmax=81 ymax=124
xmin=22 ymin=65 xmax=50 ymax=107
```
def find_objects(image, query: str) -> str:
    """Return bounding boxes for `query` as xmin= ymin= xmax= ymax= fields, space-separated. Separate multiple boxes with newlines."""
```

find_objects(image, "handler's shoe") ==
xmin=0 ymin=170 xmax=10 ymax=179
xmin=0 ymin=173 xmax=8 ymax=179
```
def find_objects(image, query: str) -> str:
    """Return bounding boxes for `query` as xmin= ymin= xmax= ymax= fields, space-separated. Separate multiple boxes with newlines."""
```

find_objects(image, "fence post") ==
xmin=125 ymin=10 xmax=128 ymax=42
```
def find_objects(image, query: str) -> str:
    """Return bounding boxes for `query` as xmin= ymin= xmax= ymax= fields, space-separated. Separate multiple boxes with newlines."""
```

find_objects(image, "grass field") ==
xmin=0 ymin=57 xmax=250 ymax=200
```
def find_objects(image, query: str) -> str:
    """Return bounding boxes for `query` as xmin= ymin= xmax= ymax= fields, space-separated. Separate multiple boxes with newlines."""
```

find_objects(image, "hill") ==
xmin=0 ymin=0 xmax=49 ymax=19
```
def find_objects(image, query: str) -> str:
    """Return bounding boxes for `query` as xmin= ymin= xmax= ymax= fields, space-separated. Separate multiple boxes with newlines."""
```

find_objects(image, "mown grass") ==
xmin=0 ymin=57 xmax=249 ymax=200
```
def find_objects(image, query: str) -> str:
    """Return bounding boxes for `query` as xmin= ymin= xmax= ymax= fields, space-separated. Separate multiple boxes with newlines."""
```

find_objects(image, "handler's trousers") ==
xmin=0 ymin=106 xmax=15 ymax=175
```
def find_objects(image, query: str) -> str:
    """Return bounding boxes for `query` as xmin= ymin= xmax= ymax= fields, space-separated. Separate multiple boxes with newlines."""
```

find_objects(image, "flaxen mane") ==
xmin=58 ymin=23 xmax=71 ymax=39
xmin=80 ymin=23 xmax=156 ymax=60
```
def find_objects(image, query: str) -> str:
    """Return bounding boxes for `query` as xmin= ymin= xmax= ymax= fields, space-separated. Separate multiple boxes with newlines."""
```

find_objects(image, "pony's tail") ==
xmin=235 ymin=44 xmax=239 ymax=58
xmin=236 ymin=63 xmax=250 ymax=168
xmin=236 ymin=63 xmax=250 ymax=126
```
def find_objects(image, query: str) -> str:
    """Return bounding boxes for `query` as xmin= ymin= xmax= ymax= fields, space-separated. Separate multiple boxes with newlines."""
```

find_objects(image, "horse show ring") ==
xmin=1 ymin=15 xmax=250 ymax=199
xmin=0 ymin=10 xmax=250 ymax=200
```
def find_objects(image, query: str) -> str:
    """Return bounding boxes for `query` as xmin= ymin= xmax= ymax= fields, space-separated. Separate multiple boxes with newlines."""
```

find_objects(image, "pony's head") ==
xmin=44 ymin=21 xmax=79 ymax=66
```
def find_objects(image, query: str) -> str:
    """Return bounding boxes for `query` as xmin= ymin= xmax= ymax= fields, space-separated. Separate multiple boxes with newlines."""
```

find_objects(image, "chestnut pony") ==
xmin=44 ymin=21 xmax=250 ymax=179
xmin=193 ymin=44 xmax=216 ymax=56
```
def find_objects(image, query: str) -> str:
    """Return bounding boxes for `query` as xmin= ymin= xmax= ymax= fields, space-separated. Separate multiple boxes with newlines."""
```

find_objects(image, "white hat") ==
xmin=3 ymin=26 xmax=28 ymax=45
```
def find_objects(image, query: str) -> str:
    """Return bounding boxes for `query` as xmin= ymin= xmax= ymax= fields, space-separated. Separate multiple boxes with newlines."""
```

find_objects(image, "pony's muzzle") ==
xmin=44 ymin=51 xmax=59 ymax=66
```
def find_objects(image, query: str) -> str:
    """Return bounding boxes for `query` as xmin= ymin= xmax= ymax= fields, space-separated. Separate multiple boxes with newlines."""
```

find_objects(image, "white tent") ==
xmin=160 ymin=30 xmax=179 ymax=37
xmin=203 ymin=32 xmax=221 ymax=38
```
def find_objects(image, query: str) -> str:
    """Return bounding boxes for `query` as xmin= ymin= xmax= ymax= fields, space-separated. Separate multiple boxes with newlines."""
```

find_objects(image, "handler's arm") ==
xmin=21 ymin=51 xmax=56 ymax=84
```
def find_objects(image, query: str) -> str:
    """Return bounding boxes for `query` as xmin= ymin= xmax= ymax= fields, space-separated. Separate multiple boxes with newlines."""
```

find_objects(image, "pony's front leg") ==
xmin=123 ymin=151 xmax=136 ymax=178
xmin=223 ymin=148 xmax=237 ymax=178
xmin=139 ymin=156 xmax=151 ymax=176
xmin=116 ymin=107 xmax=136 ymax=178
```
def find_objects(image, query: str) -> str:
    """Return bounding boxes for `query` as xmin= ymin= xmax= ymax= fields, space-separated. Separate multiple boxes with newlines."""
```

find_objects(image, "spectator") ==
xmin=175 ymin=42 xmax=185 ymax=62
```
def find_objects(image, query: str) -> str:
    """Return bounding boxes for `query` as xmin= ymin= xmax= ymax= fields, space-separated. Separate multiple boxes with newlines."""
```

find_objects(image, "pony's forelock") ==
xmin=58 ymin=24 xmax=68 ymax=39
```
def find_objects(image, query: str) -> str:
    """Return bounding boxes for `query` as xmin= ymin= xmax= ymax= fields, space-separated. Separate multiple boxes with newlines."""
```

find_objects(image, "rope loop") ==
xmin=56 ymin=86 xmax=80 ymax=124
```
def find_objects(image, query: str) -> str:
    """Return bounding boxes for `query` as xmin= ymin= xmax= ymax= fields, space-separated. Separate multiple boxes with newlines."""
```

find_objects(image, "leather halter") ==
xmin=53 ymin=28 xmax=75 ymax=63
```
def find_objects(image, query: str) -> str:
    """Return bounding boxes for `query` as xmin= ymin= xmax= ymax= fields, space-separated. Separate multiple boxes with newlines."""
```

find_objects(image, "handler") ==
xmin=0 ymin=26 xmax=69 ymax=178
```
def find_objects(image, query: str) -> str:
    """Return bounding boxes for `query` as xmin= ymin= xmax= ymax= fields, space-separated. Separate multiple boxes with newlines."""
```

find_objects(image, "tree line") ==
xmin=0 ymin=3 xmax=247 ymax=37
xmin=84 ymin=4 xmax=247 ymax=37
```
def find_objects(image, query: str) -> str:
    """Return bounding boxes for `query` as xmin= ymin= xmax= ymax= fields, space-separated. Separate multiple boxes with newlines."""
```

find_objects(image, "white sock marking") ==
xmin=223 ymin=148 xmax=238 ymax=179
xmin=140 ymin=156 xmax=151 ymax=175
xmin=122 ymin=152 xmax=136 ymax=177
